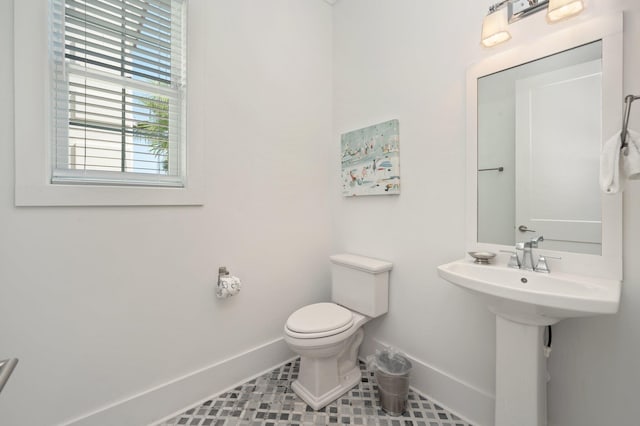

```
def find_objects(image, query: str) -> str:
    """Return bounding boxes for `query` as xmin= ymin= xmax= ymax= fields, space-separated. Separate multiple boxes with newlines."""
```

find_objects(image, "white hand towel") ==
xmin=600 ymin=130 xmax=622 ymax=194
xmin=623 ymin=129 xmax=640 ymax=180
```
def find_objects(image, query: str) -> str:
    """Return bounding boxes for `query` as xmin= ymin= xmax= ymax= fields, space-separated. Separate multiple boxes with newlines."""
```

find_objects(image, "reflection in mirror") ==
xmin=477 ymin=41 xmax=602 ymax=255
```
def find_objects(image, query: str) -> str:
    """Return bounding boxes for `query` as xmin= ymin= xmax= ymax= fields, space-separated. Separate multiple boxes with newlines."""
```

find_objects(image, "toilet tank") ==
xmin=329 ymin=254 xmax=393 ymax=318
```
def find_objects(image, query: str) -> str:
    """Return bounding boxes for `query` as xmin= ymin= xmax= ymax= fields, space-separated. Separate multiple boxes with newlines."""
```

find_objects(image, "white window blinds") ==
xmin=50 ymin=0 xmax=187 ymax=187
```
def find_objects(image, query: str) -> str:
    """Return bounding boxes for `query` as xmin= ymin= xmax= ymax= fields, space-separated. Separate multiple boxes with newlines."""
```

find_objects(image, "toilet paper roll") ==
xmin=216 ymin=275 xmax=241 ymax=299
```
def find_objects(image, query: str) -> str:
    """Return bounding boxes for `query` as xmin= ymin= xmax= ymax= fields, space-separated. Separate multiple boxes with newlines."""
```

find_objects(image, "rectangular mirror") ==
xmin=466 ymin=15 xmax=623 ymax=279
xmin=478 ymin=41 xmax=603 ymax=255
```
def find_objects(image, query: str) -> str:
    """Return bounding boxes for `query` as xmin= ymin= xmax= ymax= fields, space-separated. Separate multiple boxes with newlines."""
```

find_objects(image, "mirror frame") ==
xmin=466 ymin=14 xmax=623 ymax=280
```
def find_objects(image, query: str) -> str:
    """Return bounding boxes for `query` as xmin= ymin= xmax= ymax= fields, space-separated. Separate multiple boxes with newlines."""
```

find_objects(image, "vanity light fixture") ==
xmin=481 ymin=0 xmax=585 ymax=47
xmin=547 ymin=0 xmax=585 ymax=22
xmin=481 ymin=2 xmax=512 ymax=48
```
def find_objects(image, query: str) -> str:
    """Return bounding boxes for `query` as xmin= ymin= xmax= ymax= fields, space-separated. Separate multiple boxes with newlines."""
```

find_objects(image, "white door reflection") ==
xmin=515 ymin=59 xmax=602 ymax=254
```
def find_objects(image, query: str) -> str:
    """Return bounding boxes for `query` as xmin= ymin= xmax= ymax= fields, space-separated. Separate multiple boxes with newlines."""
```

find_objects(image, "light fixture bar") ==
xmin=509 ymin=0 xmax=550 ymax=23
xmin=489 ymin=0 xmax=510 ymax=13
xmin=480 ymin=0 xmax=584 ymax=47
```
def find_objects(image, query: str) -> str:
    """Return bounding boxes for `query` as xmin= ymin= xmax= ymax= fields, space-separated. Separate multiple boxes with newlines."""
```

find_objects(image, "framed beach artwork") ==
xmin=341 ymin=119 xmax=400 ymax=197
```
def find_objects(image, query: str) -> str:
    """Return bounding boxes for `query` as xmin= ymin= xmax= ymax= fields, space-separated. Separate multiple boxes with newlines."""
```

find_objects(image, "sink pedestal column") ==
xmin=495 ymin=315 xmax=547 ymax=426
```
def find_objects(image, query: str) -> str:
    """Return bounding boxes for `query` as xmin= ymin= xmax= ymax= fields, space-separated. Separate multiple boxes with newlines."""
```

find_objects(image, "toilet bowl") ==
xmin=284 ymin=254 xmax=393 ymax=410
xmin=284 ymin=303 xmax=370 ymax=410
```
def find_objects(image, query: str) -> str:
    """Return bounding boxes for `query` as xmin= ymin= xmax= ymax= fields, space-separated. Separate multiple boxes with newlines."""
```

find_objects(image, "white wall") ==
xmin=332 ymin=1 xmax=640 ymax=425
xmin=332 ymin=1 xmax=496 ymax=423
xmin=0 ymin=1 xmax=332 ymax=425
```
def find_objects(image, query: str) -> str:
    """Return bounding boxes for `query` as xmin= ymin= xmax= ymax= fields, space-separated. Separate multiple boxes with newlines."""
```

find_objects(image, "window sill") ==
xmin=15 ymin=182 xmax=204 ymax=207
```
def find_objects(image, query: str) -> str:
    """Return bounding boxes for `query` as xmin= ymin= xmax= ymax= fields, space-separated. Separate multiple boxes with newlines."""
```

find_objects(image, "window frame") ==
xmin=14 ymin=0 xmax=203 ymax=206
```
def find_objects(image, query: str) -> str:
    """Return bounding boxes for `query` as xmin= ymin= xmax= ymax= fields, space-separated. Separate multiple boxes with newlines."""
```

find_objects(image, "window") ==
xmin=50 ymin=0 xmax=187 ymax=187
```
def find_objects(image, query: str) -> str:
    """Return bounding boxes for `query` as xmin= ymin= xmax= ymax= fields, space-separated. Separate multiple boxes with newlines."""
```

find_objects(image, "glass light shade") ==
xmin=547 ymin=0 xmax=584 ymax=22
xmin=481 ymin=8 xmax=512 ymax=48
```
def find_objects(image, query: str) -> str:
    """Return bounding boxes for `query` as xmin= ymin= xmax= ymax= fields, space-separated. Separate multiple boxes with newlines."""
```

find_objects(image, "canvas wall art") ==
xmin=341 ymin=119 xmax=400 ymax=196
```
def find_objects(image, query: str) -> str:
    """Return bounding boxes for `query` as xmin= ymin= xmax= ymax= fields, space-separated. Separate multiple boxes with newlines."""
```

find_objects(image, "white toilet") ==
xmin=283 ymin=253 xmax=393 ymax=410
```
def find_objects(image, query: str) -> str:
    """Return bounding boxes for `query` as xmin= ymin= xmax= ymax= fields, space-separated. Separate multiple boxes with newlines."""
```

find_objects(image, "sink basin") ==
xmin=437 ymin=259 xmax=621 ymax=325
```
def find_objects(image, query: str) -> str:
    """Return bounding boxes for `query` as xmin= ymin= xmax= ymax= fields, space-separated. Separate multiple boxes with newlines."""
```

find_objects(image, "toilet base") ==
xmin=291 ymin=364 xmax=362 ymax=410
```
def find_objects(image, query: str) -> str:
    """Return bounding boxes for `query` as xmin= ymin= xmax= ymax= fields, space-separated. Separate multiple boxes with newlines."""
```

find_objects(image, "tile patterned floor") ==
xmin=154 ymin=359 xmax=472 ymax=426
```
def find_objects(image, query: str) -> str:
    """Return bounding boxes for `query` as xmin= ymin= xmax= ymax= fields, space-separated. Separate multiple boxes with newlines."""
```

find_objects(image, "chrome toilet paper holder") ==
xmin=216 ymin=266 xmax=241 ymax=299
xmin=218 ymin=266 xmax=229 ymax=280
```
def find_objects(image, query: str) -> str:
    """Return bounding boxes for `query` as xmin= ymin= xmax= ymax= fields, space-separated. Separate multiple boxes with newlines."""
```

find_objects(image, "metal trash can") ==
xmin=369 ymin=349 xmax=412 ymax=415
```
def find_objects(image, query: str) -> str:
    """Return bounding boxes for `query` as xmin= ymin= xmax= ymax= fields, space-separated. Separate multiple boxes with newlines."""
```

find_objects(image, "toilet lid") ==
xmin=286 ymin=303 xmax=354 ymax=334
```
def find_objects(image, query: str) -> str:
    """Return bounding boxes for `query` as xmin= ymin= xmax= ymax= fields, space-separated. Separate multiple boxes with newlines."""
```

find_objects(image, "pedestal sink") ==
xmin=437 ymin=258 xmax=621 ymax=426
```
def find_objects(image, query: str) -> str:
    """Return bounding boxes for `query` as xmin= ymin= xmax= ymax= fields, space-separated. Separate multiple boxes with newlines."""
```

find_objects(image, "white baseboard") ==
xmin=360 ymin=337 xmax=495 ymax=426
xmin=60 ymin=335 xmax=494 ymax=426
xmin=62 ymin=338 xmax=295 ymax=426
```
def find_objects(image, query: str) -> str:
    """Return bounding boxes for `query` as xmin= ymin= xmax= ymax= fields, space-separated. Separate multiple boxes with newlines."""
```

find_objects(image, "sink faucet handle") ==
xmin=530 ymin=235 xmax=544 ymax=248
xmin=534 ymin=255 xmax=561 ymax=273
xmin=500 ymin=250 xmax=521 ymax=269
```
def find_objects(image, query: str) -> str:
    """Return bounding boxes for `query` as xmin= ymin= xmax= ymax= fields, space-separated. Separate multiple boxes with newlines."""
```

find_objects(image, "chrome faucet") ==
xmin=503 ymin=235 xmax=560 ymax=272
xmin=516 ymin=236 xmax=544 ymax=271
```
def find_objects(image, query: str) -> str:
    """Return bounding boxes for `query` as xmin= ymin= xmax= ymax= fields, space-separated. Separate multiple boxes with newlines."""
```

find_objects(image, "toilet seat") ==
xmin=285 ymin=303 xmax=354 ymax=339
